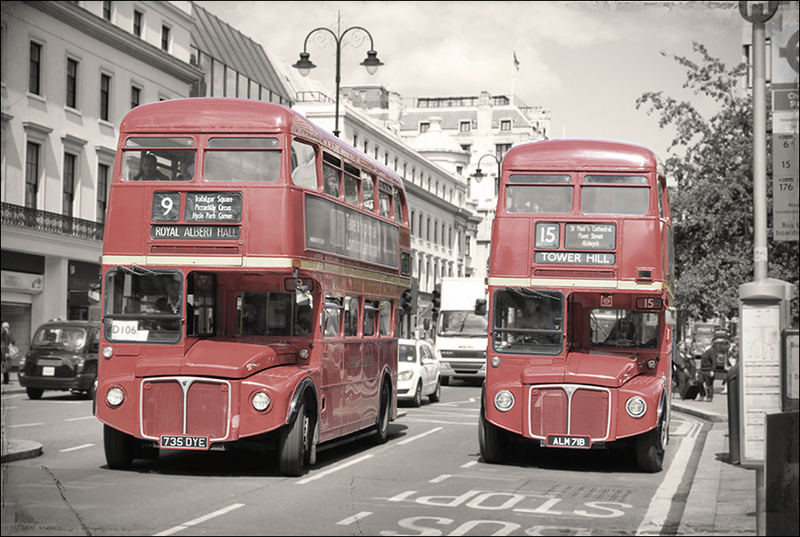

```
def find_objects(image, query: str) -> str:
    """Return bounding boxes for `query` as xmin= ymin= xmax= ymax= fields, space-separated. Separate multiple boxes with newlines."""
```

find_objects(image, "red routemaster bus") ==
xmin=96 ymin=98 xmax=411 ymax=476
xmin=479 ymin=139 xmax=675 ymax=472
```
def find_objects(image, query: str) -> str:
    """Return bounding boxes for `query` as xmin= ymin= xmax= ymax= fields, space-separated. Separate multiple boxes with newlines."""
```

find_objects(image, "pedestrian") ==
xmin=1 ymin=321 xmax=17 ymax=384
xmin=700 ymin=339 xmax=726 ymax=402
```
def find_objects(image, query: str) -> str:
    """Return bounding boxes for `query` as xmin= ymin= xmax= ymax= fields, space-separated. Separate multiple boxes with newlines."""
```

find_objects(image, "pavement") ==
xmin=1 ymin=376 xmax=757 ymax=535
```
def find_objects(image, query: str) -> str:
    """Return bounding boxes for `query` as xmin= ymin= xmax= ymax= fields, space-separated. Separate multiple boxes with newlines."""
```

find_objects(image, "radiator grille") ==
xmin=528 ymin=385 xmax=610 ymax=441
xmin=140 ymin=377 xmax=230 ymax=441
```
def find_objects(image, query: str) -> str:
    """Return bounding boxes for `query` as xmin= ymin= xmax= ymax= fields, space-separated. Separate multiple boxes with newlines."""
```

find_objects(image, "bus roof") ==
xmin=503 ymin=139 xmax=660 ymax=173
xmin=119 ymin=98 xmax=405 ymax=190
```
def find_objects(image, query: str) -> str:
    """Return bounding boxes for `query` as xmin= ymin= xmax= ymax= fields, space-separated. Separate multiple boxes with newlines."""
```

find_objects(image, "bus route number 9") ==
xmin=152 ymin=192 xmax=180 ymax=222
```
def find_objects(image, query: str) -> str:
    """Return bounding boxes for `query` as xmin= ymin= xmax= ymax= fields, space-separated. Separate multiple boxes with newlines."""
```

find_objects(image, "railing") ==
xmin=295 ymin=90 xmax=336 ymax=103
xmin=1 ymin=203 xmax=104 ymax=241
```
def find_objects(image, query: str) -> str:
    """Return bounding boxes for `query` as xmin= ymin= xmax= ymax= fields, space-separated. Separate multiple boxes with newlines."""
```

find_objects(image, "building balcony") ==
xmin=1 ymin=203 xmax=104 ymax=242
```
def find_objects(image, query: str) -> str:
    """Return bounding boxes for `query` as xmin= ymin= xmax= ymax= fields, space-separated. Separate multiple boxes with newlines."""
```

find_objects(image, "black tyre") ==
xmin=278 ymin=399 xmax=313 ymax=476
xmin=429 ymin=380 xmax=441 ymax=403
xmin=479 ymin=406 xmax=505 ymax=464
xmin=103 ymin=424 xmax=135 ymax=470
xmin=440 ymin=376 xmax=450 ymax=386
xmin=636 ymin=424 xmax=666 ymax=472
xmin=26 ymin=387 xmax=44 ymax=400
xmin=374 ymin=383 xmax=390 ymax=444
xmin=412 ymin=380 xmax=422 ymax=407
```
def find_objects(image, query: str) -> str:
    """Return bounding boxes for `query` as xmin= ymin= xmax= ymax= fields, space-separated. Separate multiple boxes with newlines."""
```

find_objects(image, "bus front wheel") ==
xmin=479 ymin=407 xmax=505 ymax=464
xmin=636 ymin=424 xmax=665 ymax=473
xmin=103 ymin=425 xmax=134 ymax=470
xmin=278 ymin=400 xmax=313 ymax=476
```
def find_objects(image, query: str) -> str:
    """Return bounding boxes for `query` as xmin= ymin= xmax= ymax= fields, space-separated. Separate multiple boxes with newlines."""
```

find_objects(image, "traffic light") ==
xmin=431 ymin=283 xmax=441 ymax=319
xmin=401 ymin=288 xmax=412 ymax=314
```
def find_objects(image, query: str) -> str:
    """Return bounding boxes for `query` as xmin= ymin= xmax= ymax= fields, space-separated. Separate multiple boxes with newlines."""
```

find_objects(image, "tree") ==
xmin=636 ymin=42 xmax=798 ymax=327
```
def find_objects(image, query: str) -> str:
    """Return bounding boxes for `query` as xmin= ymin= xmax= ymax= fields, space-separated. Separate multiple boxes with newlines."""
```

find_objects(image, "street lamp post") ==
xmin=472 ymin=153 xmax=502 ymax=197
xmin=292 ymin=19 xmax=383 ymax=138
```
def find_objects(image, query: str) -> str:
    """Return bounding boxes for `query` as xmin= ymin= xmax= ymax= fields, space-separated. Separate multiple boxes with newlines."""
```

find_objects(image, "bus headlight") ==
xmin=102 ymin=346 xmax=114 ymax=359
xmin=490 ymin=356 xmax=501 ymax=368
xmin=106 ymin=387 xmax=125 ymax=407
xmin=625 ymin=396 xmax=647 ymax=418
xmin=251 ymin=392 xmax=271 ymax=412
xmin=494 ymin=390 xmax=515 ymax=412
xmin=297 ymin=348 xmax=310 ymax=360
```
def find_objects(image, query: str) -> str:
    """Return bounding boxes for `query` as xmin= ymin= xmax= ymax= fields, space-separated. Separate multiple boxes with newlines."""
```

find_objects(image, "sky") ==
xmin=196 ymin=1 xmax=746 ymax=160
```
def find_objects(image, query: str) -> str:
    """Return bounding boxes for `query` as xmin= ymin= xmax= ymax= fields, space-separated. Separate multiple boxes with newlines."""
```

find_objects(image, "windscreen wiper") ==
xmin=117 ymin=264 xmax=157 ymax=276
xmin=505 ymin=286 xmax=560 ymax=301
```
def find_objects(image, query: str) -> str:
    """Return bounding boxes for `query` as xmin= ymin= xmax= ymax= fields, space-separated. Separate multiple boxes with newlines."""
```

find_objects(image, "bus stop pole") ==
xmin=738 ymin=3 xmax=780 ymax=534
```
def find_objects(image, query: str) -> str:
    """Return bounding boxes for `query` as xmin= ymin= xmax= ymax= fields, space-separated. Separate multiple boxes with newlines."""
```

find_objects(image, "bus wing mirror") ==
xmin=665 ymin=307 xmax=677 ymax=326
xmin=475 ymin=298 xmax=487 ymax=316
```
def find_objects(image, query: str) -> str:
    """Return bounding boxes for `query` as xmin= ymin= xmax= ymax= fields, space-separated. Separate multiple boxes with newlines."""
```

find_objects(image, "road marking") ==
xmin=65 ymin=416 xmax=96 ymax=422
xmin=461 ymin=460 xmax=478 ymax=468
xmin=387 ymin=490 xmax=417 ymax=502
xmin=60 ymin=443 xmax=95 ymax=453
xmin=9 ymin=422 xmax=44 ymax=428
xmin=337 ymin=511 xmax=372 ymax=525
xmin=401 ymin=417 xmax=474 ymax=426
xmin=635 ymin=416 xmax=702 ymax=536
xmin=153 ymin=503 xmax=245 ymax=536
xmin=436 ymin=399 xmax=480 ymax=406
xmin=398 ymin=426 xmax=443 ymax=445
xmin=429 ymin=474 xmax=451 ymax=483
xmin=296 ymin=454 xmax=373 ymax=485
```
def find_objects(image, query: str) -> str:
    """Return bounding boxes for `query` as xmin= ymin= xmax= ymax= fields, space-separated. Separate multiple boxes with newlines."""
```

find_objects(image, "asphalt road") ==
xmin=1 ymin=381 xmax=706 ymax=535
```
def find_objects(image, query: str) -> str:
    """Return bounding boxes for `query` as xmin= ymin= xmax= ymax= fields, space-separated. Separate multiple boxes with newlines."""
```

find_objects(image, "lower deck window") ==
xmin=590 ymin=308 xmax=658 ymax=349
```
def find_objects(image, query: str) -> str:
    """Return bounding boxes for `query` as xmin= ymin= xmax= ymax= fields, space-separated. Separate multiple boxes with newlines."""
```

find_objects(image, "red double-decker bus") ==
xmin=480 ymin=139 xmax=675 ymax=472
xmin=96 ymin=98 xmax=411 ymax=476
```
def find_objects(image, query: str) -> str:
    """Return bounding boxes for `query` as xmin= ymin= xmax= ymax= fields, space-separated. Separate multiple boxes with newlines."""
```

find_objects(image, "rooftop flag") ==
xmin=513 ymin=51 xmax=520 ymax=71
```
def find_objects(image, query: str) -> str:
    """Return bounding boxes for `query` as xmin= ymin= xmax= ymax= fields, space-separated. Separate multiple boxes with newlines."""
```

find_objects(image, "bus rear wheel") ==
xmin=278 ymin=400 xmax=313 ymax=476
xmin=479 ymin=406 xmax=505 ymax=464
xmin=374 ymin=382 xmax=390 ymax=444
xmin=104 ymin=424 xmax=134 ymax=470
xmin=636 ymin=424 xmax=665 ymax=473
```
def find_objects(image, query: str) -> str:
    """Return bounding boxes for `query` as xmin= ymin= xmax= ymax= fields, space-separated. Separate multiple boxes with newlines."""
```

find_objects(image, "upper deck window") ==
xmin=581 ymin=186 xmax=649 ymax=215
xmin=584 ymin=175 xmax=648 ymax=185
xmin=378 ymin=182 xmax=393 ymax=219
xmin=290 ymin=139 xmax=317 ymax=189
xmin=393 ymin=189 xmax=404 ymax=222
xmin=506 ymin=186 xmax=572 ymax=213
xmin=508 ymin=174 xmax=571 ymax=184
xmin=205 ymin=137 xmax=280 ymax=182
xmin=343 ymin=163 xmax=361 ymax=205
xmin=362 ymin=172 xmax=376 ymax=212
xmin=124 ymin=137 xmax=195 ymax=181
